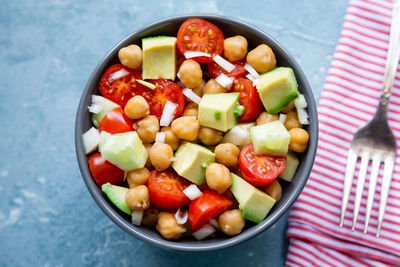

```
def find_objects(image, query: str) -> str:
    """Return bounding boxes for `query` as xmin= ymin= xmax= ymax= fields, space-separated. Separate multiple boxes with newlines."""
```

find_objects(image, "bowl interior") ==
xmin=75 ymin=14 xmax=318 ymax=252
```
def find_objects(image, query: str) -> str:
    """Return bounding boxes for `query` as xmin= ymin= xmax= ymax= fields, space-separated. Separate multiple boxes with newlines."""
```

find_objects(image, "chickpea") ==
xmin=177 ymin=59 xmax=203 ymax=88
xmin=203 ymin=79 xmax=227 ymax=94
xmin=149 ymin=142 xmax=173 ymax=171
xmin=192 ymin=79 xmax=205 ymax=98
xmin=281 ymin=101 xmax=295 ymax=113
xmin=289 ymin=128 xmax=309 ymax=153
xmin=136 ymin=115 xmax=159 ymax=143
xmin=124 ymin=95 xmax=150 ymax=120
xmin=224 ymin=35 xmax=248 ymax=62
xmin=256 ymin=112 xmax=279 ymax=125
xmin=156 ymin=211 xmax=186 ymax=239
xmin=182 ymin=102 xmax=198 ymax=117
xmin=125 ymin=185 xmax=150 ymax=210
xmin=171 ymin=116 xmax=199 ymax=141
xmin=198 ymin=126 xmax=223 ymax=145
xmin=142 ymin=206 xmax=159 ymax=227
xmin=118 ymin=45 xmax=143 ymax=70
xmin=262 ymin=180 xmax=282 ymax=202
xmin=206 ymin=163 xmax=232 ymax=194
xmin=143 ymin=143 xmax=153 ymax=169
xmin=284 ymin=111 xmax=302 ymax=130
xmin=246 ymin=44 xmax=276 ymax=73
xmin=161 ymin=127 xmax=181 ymax=151
xmin=218 ymin=209 xmax=245 ymax=236
xmin=127 ymin=167 xmax=150 ymax=188
xmin=214 ymin=143 xmax=240 ymax=167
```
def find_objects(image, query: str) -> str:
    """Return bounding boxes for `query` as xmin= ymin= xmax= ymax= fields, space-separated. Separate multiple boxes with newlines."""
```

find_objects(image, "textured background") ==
xmin=0 ymin=0 xmax=347 ymax=266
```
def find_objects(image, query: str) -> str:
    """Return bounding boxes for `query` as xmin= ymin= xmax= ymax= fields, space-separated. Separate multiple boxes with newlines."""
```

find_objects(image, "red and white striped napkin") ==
xmin=286 ymin=0 xmax=400 ymax=266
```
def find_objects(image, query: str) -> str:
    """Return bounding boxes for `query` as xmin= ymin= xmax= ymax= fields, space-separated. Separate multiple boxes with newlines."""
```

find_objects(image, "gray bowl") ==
xmin=75 ymin=14 xmax=318 ymax=252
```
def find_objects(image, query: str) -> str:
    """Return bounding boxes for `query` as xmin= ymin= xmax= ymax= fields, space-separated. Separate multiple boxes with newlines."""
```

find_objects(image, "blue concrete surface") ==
xmin=0 ymin=0 xmax=347 ymax=266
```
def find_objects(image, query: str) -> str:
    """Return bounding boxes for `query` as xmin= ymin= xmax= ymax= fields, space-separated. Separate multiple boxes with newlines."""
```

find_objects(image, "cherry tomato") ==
xmin=239 ymin=144 xmax=287 ymax=186
xmin=88 ymin=152 xmax=124 ymax=187
xmin=99 ymin=64 xmax=144 ymax=107
xmin=98 ymin=107 xmax=134 ymax=134
xmin=177 ymin=18 xmax=224 ymax=63
xmin=207 ymin=59 xmax=247 ymax=78
xmin=230 ymin=78 xmax=264 ymax=122
xmin=147 ymin=169 xmax=190 ymax=210
xmin=188 ymin=190 xmax=233 ymax=231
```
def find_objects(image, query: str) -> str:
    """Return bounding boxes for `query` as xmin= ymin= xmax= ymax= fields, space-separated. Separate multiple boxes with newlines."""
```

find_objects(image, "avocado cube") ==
xmin=230 ymin=173 xmax=276 ymax=223
xmin=279 ymin=151 xmax=299 ymax=182
xmin=250 ymin=121 xmax=290 ymax=156
xmin=256 ymin=67 xmax=299 ymax=114
xmin=102 ymin=183 xmax=131 ymax=215
xmin=142 ymin=36 xmax=177 ymax=80
xmin=172 ymin=142 xmax=215 ymax=185
xmin=198 ymin=93 xmax=240 ymax=132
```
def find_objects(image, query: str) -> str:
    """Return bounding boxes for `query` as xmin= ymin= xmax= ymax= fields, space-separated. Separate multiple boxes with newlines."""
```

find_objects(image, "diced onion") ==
xmin=82 ymin=127 xmax=100 ymax=154
xmin=92 ymin=118 xmax=99 ymax=128
xmin=222 ymin=126 xmax=249 ymax=146
xmin=184 ymin=51 xmax=212 ymax=59
xmin=183 ymin=184 xmax=203 ymax=200
xmin=91 ymin=95 xmax=104 ymax=104
xmin=297 ymin=108 xmax=310 ymax=125
xmin=192 ymin=224 xmax=216 ymax=240
xmin=183 ymin=88 xmax=202 ymax=104
xmin=98 ymin=131 xmax=111 ymax=152
xmin=88 ymin=103 xmax=103 ymax=114
xmin=155 ymin=132 xmax=166 ymax=143
xmin=215 ymin=74 xmax=234 ymax=89
xmin=137 ymin=79 xmax=156 ymax=90
xmin=160 ymin=101 xmax=177 ymax=126
xmin=245 ymin=73 xmax=255 ymax=81
xmin=244 ymin=63 xmax=260 ymax=78
xmin=294 ymin=94 xmax=307 ymax=109
xmin=279 ymin=113 xmax=287 ymax=124
xmin=213 ymin=55 xmax=235 ymax=72
xmin=132 ymin=210 xmax=144 ymax=226
xmin=209 ymin=218 xmax=219 ymax=230
xmin=108 ymin=69 xmax=130 ymax=83
xmin=175 ymin=209 xmax=188 ymax=225
xmin=252 ymin=78 xmax=260 ymax=86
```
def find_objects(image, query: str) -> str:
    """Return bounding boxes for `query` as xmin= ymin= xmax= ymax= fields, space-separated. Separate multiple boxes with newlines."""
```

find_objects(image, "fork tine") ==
xmin=352 ymin=151 xmax=370 ymax=231
xmin=376 ymin=155 xmax=395 ymax=237
xmin=340 ymin=148 xmax=358 ymax=227
xmin=364 ymin=153 xmax=381 ymax=234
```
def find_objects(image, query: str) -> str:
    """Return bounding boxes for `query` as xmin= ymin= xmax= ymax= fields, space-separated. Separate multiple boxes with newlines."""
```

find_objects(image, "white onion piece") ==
xmin=183 ymin=184 xmax=203 ymax=200
xmin=160 ymin=100 xmax=177 ymax=126
xmin=215 ymin=74 xmax=234 ymax=89
xmin=92 ymin=118 xmax=99 ymax=128
xmin=137 ymin=79 xmax=156 ymax=90
xmin=108 ymin=69 xmax=130 ymax=83
xmin=221 ymin=126 xmax=249 ymax=146
xmin=279 ymin=113 xmax=287 ymax=124
xmin=244 ymin=63 xmax=260 ymax=78
xmin=209 ymin=218 xmax=219 ymax=230
xmin=155 ymin=132 xmax=166 ymax=143
xmin=88 ymin=103 xmax=103 ymax=114
xmin=82 ymin=127 xmax=100 ymax=154
xmin=297 ymin=108 xmax=310 ymax=125
xmin=184 ymin=51 xmax=211 ymax=59
xmin=98 ymin=131 xmax=111 ymax=152
xmin=91 ymin=94 xmax=104 ymax=104
xmin=252 ymin=78 xmax=260 ymax=86
xmin=183 ymin=88 xmax=202 ymax=104
xmin=294 ymin=94 xmax=307 ymax=109
xmin=245 ymin=73 xmax=255 ymax=81
xmin=175 ymin=209 xmax=188 ymax=225
xmin=213 ymin=55 xmax=235 ymax=72
xmin=131 ymin=210 xmax=144 ymax=226
xmin=192 ymin=224 xmax=216 ymax=240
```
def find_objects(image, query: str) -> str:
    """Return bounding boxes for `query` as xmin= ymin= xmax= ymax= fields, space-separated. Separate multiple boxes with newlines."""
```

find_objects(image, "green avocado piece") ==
xmin=256 ymin=67 xmax=299 ymax=114
xmin=172 ymin=142 xmax=215 ymax=185
xmin=100 ymin=131 xmax=147 ymax=171
xmin=142 ymin=36 xmax=177 ymax=80
xmin=102 ymin=183 xmax=131 ymax=215
xmin=230 ymin=173 xmax=276 ymax=223
xmin=250 ymin=121 xmax=290 ymax=156
xmin=279 ymin=151 xmax=299 ymax=182
xmin=198 ymin=93 xmax=240 ymax=132
xmin=91 ymin=96 xmax=119 ymax=124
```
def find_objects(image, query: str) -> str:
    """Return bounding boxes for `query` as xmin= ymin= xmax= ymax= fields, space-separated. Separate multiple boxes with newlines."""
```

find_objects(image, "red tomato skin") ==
xmin=188 ymin=190 xmax=233 ymax=231
xmin=98 ymin=107 xmax=133 ymax=134
xmin=147 ymin=169 xmax=190 ymax=210
xmin=207 ymin=59 xmax=247 ymax=78
xmin=88 ymin=152 xmax=124 ymax=187
xmin=239 ymin=144 xmax=287 ymax=186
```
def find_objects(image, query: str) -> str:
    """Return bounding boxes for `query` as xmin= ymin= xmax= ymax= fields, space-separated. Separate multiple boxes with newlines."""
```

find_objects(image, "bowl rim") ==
xmin=75 ymin=13 xmax=318 ymax=252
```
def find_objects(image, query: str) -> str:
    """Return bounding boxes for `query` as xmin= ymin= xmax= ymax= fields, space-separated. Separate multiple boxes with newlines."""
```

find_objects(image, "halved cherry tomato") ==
xmin=188 ymin=190 xmax=233 ymax=231
xmin=88 ymin=152 xmax=124 ymax=187
xmin=207 ymin=59 xmax=247 ymax=78
xmin=99 ymin=64 xmax=144 ymax=107
xmin=177 ymin=18 xmax=224 ymax=63
xmin=230 ymin=78 xmax=264 ymax=122
xmin=98 ymin=107 xmax=133 ymax=134
xmin=239 ymin=144 xmax=287 ymax=186
xmin=147 ymin=169 xmax=190 ymax=210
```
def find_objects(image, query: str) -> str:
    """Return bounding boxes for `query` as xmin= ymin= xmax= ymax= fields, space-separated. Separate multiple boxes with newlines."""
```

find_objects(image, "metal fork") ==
xmin=339 ymin=1 xmax=400 ymax=237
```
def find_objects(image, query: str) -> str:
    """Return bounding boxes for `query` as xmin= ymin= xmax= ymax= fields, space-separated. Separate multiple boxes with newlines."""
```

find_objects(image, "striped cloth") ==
xmin=286 ymin=0 xmax=400 ymax=266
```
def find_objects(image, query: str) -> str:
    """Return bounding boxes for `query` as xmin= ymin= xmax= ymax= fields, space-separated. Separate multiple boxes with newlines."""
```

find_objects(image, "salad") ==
xmin=82 ymin=18 xmax=310 ymax=240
